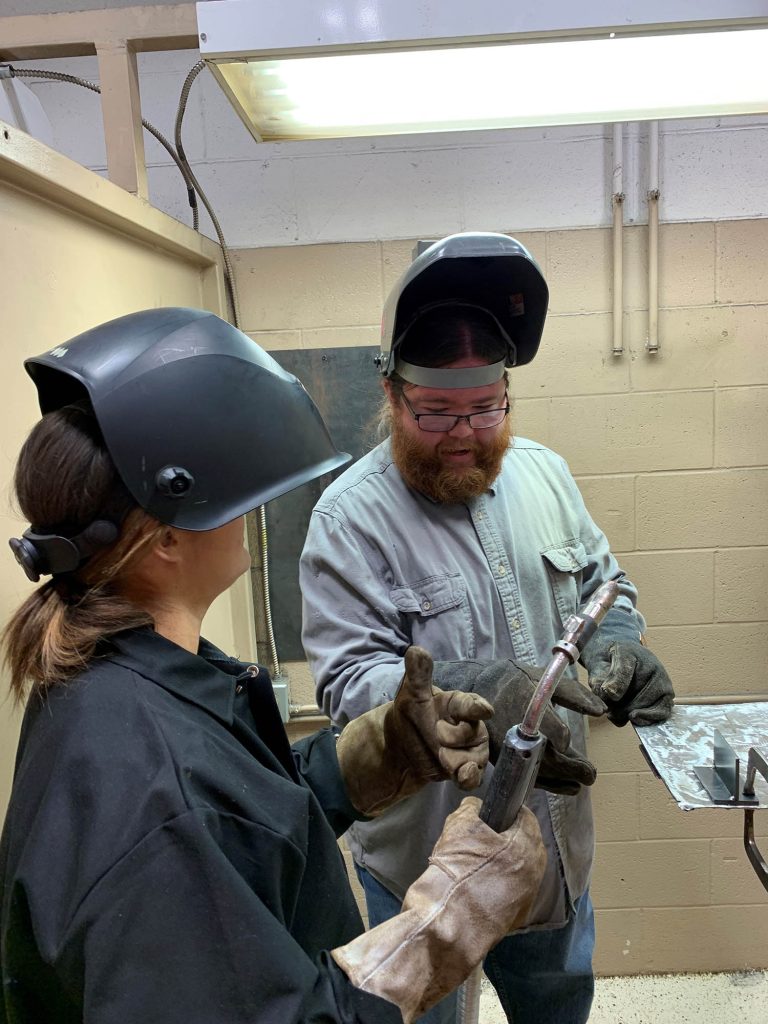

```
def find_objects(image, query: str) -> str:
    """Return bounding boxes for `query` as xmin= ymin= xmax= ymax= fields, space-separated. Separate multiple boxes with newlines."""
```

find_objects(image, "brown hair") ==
xmin=3 ymin=405 xmax=165 ymax=702
xmin=396 ymin=304 xmax=507 ymax=375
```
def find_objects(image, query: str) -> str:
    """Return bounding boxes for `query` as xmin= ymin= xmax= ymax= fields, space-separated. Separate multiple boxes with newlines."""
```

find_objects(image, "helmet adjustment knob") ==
xmin=156 ymin=466 xmax=195 ymax=498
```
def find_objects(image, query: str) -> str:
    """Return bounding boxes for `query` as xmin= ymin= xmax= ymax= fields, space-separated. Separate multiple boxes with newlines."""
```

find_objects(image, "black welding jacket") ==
xmin=0 ymin=628 xmax=398 ymax=1023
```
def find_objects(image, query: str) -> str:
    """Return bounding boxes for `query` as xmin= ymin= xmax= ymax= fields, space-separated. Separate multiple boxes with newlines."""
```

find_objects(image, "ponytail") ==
xmin=3 ymin=406 xmax=165 ymax=702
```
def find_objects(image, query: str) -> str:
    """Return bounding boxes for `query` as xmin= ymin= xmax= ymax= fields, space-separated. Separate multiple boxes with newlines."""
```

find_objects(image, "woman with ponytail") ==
xmin=0 ymin=308 xmax=544 ymax=1024
xmin=4 ymin=404 xmax=164 ymax=699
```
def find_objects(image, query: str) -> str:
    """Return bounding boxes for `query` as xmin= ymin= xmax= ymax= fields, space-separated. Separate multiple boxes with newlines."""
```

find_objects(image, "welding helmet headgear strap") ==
xmin=394 ymin=359 xmax=507 ymax=390
xmin=9 ymin=520 xmax=119 ymax=583
xmin=392 ymin=300 xmax=513 ymax=388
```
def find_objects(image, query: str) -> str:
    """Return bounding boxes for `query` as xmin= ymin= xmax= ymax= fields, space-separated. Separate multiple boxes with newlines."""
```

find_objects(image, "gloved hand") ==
xmin=581 ymin=636 xmax=675 ymax=727
xmin=433 ymin=659 xmax=606 ymax=795
xmin=336 ymin=646 xmax=493 ymax=817
xmin=332 ymin=796 xmax=546 ymax=1023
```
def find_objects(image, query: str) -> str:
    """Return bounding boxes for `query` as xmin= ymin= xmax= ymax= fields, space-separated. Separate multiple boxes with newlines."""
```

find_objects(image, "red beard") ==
xmin=390 ymin=414 xmax=512 ymax=503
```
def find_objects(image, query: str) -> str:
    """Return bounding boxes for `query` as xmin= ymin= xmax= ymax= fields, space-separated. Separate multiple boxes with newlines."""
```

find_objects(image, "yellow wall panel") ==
xmin=0 ymin=124 xmax=253 ymax=822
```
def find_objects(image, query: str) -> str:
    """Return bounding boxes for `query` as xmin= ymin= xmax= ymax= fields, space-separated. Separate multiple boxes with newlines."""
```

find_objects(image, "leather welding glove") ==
xmin=332 ymin=795 xmax=545 ymax=1023
xmin=432 ymin=659 xmax=606 ymax=795
xmin=581 ymin=633 xmax=675 ymax=727
xmin=336 ymin=646 xmax=493 ymax=817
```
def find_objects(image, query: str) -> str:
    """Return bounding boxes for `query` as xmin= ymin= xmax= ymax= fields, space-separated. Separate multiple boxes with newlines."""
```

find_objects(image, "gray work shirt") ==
xmin=300 ymin=436 xmax=644 ymax=925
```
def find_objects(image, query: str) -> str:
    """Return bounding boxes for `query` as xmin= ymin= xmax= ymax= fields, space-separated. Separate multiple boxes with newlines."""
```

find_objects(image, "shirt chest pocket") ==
xmin=390 ymin=573 xmax=476 ymax=659
xmin=541 ymin=541 xmax=589 ymax=627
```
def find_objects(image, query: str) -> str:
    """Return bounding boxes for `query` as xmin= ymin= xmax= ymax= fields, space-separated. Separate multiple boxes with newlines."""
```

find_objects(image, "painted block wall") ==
xmin=8 ymin=44 xmax=768 ymax=977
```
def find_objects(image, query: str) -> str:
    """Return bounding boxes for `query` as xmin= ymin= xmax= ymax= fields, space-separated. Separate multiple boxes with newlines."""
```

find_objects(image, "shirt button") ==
xmin=422 ymin=599 xmax=432 ymax=611
xmin=511 ymin=617 xmax=521 ymax=630
xmin=497 ymin=565 xmax=506 ymax=576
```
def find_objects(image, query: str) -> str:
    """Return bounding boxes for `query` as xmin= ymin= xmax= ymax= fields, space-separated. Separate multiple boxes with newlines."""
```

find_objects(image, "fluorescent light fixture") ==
xmin=197 ymin=1 xmax=768 ymax=142
xmin=210 ymin=31 xmax=768 ymax=140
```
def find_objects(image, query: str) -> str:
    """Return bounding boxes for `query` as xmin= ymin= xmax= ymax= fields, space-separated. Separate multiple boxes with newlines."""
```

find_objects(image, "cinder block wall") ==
xmin=237 ymin=220 xmax=768 ymax=974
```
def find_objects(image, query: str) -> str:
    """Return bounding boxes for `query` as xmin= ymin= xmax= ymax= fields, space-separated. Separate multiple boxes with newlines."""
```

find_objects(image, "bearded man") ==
xmin=300 ymin=233 xmax=674 ymax=1024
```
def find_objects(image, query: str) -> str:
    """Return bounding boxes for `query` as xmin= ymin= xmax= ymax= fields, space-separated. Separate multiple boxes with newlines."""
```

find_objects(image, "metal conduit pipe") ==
xmin=288 ymin=695 xmax=768 ymax=719
xmin=676 ymin=695 xmax=768 ymax=706
xmin=647 ymin=121 xmax=661 ymax=354
xmin=289 ymin=704 xmax=326 ymax=719
xmin=174 ymin=61 xmax=241 ymax=326
xmin=612 ymin=122 xmax=625 ymax=356
xmin=6 ymin=65 xmax=199 ymax=226
xmin=256 ymin=503 xmax=281 ymax=680
xmin=456 ymin=971 xmax=482 ymax=1024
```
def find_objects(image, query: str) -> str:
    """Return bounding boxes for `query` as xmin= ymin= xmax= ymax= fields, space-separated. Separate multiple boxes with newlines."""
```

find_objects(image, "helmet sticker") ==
xmin=509 ymin=293 xmax=525 ymax=317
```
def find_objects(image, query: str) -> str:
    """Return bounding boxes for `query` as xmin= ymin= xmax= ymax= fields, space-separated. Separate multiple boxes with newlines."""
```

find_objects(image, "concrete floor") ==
xmin=477 ymin=970 xmax=768 ymax=1022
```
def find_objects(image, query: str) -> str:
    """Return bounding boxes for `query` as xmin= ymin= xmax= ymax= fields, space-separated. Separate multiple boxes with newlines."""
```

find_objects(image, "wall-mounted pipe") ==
xmin=677 ymin=695 xmax=768 ymax=706
xmin=612 ymin=122 xmax=625 ymax=356
xmin=289 ymin=704 xmax=325 ymax=719
xmin=647 ymin=121 xmax=660 ymax=354
xmin=256 ymin=503 xmax=282 ymax=679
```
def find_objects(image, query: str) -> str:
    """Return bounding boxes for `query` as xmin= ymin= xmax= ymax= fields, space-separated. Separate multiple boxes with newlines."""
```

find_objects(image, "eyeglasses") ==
xmin=401 ymin=392 xmax=510 ymax=433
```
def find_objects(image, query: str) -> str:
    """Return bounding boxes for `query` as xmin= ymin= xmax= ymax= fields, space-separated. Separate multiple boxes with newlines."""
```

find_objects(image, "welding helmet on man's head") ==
xmin=376 ymin=232 xmax=548 ymax=389
xmin=23 ymin=307 xmax=350 ymax=533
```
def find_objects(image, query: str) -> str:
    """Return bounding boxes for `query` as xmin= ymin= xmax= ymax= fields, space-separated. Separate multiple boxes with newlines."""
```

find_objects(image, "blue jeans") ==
xmin=354 ymin=864 xmax=595 ymax=1024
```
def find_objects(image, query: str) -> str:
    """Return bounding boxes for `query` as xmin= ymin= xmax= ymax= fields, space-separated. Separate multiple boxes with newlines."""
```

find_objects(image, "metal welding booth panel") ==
xmin=0 ymin=121 xmax=256 ymax=823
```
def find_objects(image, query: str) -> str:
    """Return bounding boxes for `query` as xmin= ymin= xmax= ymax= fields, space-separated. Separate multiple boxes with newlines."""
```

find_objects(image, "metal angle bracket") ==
xmin=693 ymin=728 xmax=759 ymax=806
xmin=743 ymin=747 xmax=768 ymax=894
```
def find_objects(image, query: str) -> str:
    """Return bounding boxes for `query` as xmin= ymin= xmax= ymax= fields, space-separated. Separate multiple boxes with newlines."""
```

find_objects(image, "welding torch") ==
xmin=480 ymin=580 xmax=620 ymax=833
xmin=458 ymin=581 xmax=621 ymax=1024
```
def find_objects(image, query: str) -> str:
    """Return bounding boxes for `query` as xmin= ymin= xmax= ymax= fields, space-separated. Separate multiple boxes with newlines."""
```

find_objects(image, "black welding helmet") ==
xmin=377 ymin=232 xmax=548 ymax=388
xmin=23 ymin=307 xmax=351 ymax=532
